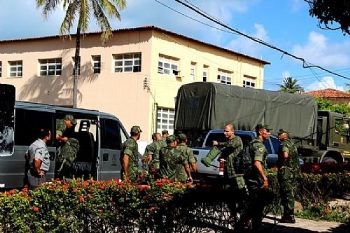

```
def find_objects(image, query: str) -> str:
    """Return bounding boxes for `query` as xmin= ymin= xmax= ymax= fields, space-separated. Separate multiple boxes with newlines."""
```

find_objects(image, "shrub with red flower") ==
xmin=301 ymin=162 xmax=350 ymax=174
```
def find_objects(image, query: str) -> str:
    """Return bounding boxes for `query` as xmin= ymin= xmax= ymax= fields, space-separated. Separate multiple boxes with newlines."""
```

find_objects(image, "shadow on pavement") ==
xmin=330 ymin=222 xmax=350 ymax=233
xmin=261 ymin=222 xmax=326 ymax=233
xmin=260 ymin=216 xmax=350 ymax=233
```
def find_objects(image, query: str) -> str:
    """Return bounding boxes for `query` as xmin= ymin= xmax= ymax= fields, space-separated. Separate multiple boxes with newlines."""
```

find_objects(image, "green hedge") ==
xmin=267 ymin=170 xmax=350 ymax=222
xmin=0 ymin=178 xmax=190 ymax=233
xmin=1 ymin=172 xmax=349 ymax=232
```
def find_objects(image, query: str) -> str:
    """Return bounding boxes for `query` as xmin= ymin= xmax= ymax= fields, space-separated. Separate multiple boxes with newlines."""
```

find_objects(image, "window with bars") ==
xmin=9 ymin=60 xmax=23 ymax=77
xmin=203 ymin=65 xmax=209 ymax=82
xmin=243 ymin=80 xmax=256 ymax=88
xmin=39 ymin=58 xmax=62 ymax=76
xmin=113 ymin=53 xmax=141 ymax=73
xmin=158 ymin=55 xmax=179 ymax=76
xmin=156 ymin=107 xmax=175 ymax=134
xmin=243 ymin=75 xmax=256 ymax=88
xmin=217 ymin=70 xmax=232 ymax=85
xmin=190 ymin=62 xmax=196 ymax=81
xmin=92 ymin=55 xmax=101 ymax=74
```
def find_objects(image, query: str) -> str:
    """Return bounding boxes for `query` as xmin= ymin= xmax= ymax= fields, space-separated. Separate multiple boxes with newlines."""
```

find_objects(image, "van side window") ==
xmin=15 ymin=109 xmax=54 ymax=146
xmin=100 ymin=119 xmax=122 ymax=149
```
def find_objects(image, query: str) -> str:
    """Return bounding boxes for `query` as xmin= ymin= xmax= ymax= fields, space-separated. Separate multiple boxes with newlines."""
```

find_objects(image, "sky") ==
xmin=1 ymin=0 xmax=350 ymax=91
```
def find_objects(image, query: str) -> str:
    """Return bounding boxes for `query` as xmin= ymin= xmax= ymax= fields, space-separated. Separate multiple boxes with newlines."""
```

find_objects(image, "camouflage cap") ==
xmin=255 ymin=123 xmax=272 ymax=131
xmin=130 ymin=125 xmax=142 ymax=134
xmin=166 ymin=135 xmax=177 ymax=144
xmin=177 ymin=133 xmax=187 ymax=141
xmin=277 ymin=128 xmax=289 ymax=135
xmin=64 ymin=114 xmax=77 ymax=125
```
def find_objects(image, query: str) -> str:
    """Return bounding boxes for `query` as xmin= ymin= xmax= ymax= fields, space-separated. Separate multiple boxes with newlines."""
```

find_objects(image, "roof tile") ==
xmin=305 ymin=88 xmax=350 ymax=98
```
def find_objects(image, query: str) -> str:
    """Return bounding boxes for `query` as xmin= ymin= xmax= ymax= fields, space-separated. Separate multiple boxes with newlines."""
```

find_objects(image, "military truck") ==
xmin=174 ymin=82 xmax=350 ymax=165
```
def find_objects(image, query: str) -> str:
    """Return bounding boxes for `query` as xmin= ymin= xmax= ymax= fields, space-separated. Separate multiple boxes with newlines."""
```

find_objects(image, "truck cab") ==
xmin=191 ymin=129 xmax=282 ymax=178
xmin=298 ymin=110 xmax=349 ymax=163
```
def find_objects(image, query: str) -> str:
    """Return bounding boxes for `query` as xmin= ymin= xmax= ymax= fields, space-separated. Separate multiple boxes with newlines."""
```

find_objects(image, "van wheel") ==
xmin=322 ymin=157 xmax=337 ymax=164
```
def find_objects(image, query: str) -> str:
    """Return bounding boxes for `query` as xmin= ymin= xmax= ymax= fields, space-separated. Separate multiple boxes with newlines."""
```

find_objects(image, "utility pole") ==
xmin=73 ymin=27 xmax=81 ymax=108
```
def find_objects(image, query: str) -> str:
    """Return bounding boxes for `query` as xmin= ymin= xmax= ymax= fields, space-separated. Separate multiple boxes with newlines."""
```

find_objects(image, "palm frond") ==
xmin=78 ymin=0 xmax=90 ymax=32
xmin=60 ymin=1 xmax=79 ymax=35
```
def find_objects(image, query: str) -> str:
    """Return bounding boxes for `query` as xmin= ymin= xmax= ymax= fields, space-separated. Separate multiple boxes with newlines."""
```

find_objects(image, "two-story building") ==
xmin=0 ymin=25 xmax=269 ymax=142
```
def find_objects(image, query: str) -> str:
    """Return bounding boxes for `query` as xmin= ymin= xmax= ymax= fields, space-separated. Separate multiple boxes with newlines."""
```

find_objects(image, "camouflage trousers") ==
xmin=278 ymin=167 xmax=296 ymax=217
xmin=121 ymin=166 xmax=140 ymax=183
xmin=56 ymin=138 xmax=79 ymax=179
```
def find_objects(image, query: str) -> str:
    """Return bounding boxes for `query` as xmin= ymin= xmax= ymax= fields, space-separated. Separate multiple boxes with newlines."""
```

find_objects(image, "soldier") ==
xmin=201 ymin=123 xmax=245 ymax=190
xmin=161 ymin=129 xmax=169 ymax=147
xmin=277 ymin=129 xmax=300 ymax=223
xmin=177 ymin=133 xmax=197 ymax=173
xmin=55 ymin=115 xmax=79 ymax=179
xmin=143 ymin=132 xmax=162 ymax=176
xmin=159 ymin=135 xmax=192 ymax=183
xmin=238 ymin=124 xmax=271 ymax=232
xmin=26 ymin=129 xmax=51 ymax=189
xmin=121 ymin=126 xmax=142 ymax=182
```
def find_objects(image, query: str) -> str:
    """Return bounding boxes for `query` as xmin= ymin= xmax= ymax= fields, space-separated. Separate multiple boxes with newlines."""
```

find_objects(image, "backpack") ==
xmin=234 ymin=143 xmax=253 ymax=176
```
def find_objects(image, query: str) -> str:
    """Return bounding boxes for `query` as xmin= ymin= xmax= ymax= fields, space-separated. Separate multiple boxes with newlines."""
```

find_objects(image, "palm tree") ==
xmin=279 ymin=77 xmax=304 ymax=94
xmin=36 ymin=0 xmax=127 ymax=107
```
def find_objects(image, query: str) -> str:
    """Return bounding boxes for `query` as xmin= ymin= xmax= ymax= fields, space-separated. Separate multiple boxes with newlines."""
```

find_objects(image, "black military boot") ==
xmin=280 ymin=215 xmax=296 ymax=223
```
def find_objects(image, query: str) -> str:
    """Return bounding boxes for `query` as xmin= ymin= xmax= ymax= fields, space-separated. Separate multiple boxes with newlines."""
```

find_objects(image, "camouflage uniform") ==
xmin=176 ymin=142 xmax=196 ymax=179
xmin=121 ymin=137 xmax=140 ymax=182
xmin=201 ymin=136 xmax=245 ymax=189
xmin=243 ymin=139 xmax=270 ymax=230
xmin=143 ymin=140 xmax=162 ymax=175
xmin=278 ymin=138 xmax=300 ymax=219
xmin=159 ymin=146 xmax=188 ymax=182
xmin=248 ymin=139 xmax=268 ymax=188
xmin=160 ymin=138 xmax=167 ymax=148
xmin=55 ymin=118 xmax=80 ymax=179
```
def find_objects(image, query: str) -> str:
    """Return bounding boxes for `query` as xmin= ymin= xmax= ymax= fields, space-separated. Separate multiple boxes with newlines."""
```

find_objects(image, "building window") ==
xmin=113 ymin=53 xmax=141 ymax=73
xmin=157 ymin=107 xmax=175 ymax=134
xmin=9 ymin=61 xmax=23 ymax=77
xmin=39 ymin=58 xmax=62 ymax=76
xmin=0 ymin=61 xmax=2 ymax=77
xmin=203 ymin=65 xmax=209 ymax=82
xmin=92 ymin=55 xmax=101 ymax=74
xmin=243 ymin=75 xmax=256 ymax=88
xmin=158 ymin=55 xmax=179 ymax=76
xmin=217 ymin=70 xmax=232 ymax=85
xmin=190 ymin=62 xmax=196 ymax=81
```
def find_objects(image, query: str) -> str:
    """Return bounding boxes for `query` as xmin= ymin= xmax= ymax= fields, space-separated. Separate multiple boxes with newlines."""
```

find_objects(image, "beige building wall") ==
xmin=0 ymin=26 xmax=269 ymax=143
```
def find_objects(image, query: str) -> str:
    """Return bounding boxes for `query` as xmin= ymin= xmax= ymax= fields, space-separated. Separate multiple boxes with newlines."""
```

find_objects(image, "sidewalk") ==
xmin=261 ymin=216 xmax=349 ymax=233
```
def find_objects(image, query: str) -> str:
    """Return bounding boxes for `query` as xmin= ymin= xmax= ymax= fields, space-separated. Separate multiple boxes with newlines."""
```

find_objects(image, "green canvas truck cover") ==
xmin=174 ymin=82 xmax=317 ymax=139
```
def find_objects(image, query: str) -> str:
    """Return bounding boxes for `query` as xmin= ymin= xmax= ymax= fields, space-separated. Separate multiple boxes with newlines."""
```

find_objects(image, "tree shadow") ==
xmin=18 ymin=59 xmax=98 ymax=106
xmin=330 ymin=222 xmax=350 ymax=233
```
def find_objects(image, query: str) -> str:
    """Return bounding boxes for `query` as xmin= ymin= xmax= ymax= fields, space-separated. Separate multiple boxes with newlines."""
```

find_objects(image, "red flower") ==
xmin=79 ymin=195 xmax=85 ymax=202
xmin=83 ymin=181 xmax=89 ymax=188
xmin=33 ymin=206 xmax=39 ymax=213
xmin=137 ymin=185 xmax=151 ymax=191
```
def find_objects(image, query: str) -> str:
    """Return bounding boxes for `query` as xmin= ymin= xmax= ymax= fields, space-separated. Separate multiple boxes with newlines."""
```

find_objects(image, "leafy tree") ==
xmin=305 ymin=0 xmax=350 ymax=35
xmin=316 ymin=97 xmax=349 ymax=114
xmin=36 ymin=0 xmax=127 ymax=107
xmin=279 ymin=77 xmax=304 ymax=94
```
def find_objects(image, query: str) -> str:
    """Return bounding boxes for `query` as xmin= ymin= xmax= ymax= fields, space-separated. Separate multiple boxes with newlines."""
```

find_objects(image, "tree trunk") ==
xmin=73 ymin=27 xmax=81 ymax=108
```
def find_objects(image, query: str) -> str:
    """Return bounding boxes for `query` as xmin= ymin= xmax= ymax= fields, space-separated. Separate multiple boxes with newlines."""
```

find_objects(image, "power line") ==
xmin=174 ymin=0 xmax=350 ymax=81
xmin=154 ymin=0 xmax=238 ymax=36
